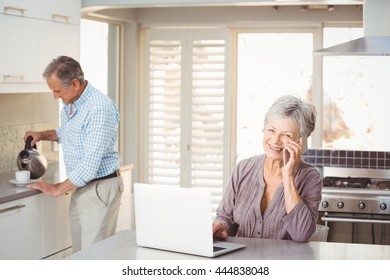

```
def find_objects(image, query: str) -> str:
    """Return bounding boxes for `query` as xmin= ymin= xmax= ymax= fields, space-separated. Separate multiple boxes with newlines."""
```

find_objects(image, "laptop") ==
xmin=134 ymin=183 xmax=246 ymax=257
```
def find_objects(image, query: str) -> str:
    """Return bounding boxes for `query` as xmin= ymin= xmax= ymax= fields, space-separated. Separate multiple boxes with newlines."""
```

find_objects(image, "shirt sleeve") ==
xmin=56 ymin=127 xmax=62 ymax=144
xmin=214 ymin=159 xmax=246 ymax=236
xmin=282 ymin=166 xmax=323 ymax=242
xmin=215 ymin=157 xmax=260 ymax=236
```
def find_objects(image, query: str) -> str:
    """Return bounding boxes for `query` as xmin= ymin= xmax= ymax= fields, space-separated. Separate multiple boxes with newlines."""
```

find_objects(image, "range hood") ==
xmin=315 ymin=0 xmax=390 ymax=56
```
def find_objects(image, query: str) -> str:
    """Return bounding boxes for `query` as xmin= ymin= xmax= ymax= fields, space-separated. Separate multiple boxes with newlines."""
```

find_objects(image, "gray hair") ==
xmin=264 ymin=95 xmax=317 ymax=138
xmin=42 ymin=56 xmax=85 ymax=87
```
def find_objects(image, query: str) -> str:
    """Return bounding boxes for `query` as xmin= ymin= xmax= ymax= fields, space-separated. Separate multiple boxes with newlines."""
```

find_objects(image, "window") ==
xmin=142 ymin=29 xmax=230 ymax=215
xmin=322 ymin=27 xmax=390 ymax=150
xmin=80 ymin=19 xmax=120 ymax=104
xmin=235 ymin=31 xmax=314 ymax=162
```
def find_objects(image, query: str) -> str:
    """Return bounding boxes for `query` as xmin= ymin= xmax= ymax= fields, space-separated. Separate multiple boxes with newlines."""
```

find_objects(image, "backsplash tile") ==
xmin=303 ymin=149 xmax=390 ymax=170
xmin=0 ymin=122 xmax=59 ymax=171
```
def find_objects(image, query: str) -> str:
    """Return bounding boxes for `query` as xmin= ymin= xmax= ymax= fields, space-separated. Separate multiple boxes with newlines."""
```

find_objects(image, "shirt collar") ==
xmin=63 ymin=81 xmax=91 ymax=117
xmin=72 ymin=81 xmax=91 ymax=110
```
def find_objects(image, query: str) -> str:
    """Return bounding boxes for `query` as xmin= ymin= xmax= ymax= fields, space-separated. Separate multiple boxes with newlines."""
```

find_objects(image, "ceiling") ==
xmin=81 ymin=0 xmax=364 ymax=15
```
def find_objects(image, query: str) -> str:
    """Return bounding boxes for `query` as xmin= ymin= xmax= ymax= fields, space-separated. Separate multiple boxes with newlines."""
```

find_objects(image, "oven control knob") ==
xmin=380 ymin=203 xmax=387 ymax=210
xmin=321 ymin=201 xmax=329 ymax=208
xmin=337 ymin=201 xmax=344 ymax=209
xmin=358 ymin=202 xmax=365 ymax=210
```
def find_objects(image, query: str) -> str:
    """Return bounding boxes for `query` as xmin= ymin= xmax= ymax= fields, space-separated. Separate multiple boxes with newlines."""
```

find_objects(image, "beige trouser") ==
xmin=69 ymin=176 xmax=123 ymax=253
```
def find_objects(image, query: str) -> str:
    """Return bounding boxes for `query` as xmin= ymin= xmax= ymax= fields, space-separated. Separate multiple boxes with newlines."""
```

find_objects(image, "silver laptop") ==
xmin=134 ymin=183 xmax=246 ymax=257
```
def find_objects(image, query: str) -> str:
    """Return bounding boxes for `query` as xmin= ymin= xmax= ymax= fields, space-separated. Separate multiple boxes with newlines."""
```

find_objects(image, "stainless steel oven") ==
xmin=319 ymin=175 xmax=390 ymax=245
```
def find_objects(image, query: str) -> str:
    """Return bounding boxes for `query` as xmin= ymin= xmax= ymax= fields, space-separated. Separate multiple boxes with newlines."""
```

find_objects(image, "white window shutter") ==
xmin=143 ymin=29 xmax=230 ymax=216
xmin=144 ymin=30 xmax=184 ymax=186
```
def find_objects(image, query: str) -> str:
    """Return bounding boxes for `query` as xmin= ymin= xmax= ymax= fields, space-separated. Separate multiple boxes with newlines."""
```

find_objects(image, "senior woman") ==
xmin=213 ymin=95 xmax=322 ymax=242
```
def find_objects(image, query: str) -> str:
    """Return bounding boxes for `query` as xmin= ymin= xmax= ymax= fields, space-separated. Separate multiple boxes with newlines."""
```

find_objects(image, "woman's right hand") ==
xmin=212 ymin=221 xmax=228 ymax=239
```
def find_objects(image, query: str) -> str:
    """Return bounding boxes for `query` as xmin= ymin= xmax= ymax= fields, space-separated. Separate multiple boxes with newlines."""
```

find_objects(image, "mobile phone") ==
xmin=301 ymin=136 xmax=308 ymax=154
xmin=283 ymin=137 xmax=308 ymax=166
xmin=283 ymin=148 xmax=288 ymax=166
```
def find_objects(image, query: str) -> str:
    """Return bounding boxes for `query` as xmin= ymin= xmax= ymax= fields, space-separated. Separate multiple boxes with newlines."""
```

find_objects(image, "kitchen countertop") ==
xmin=67 ymin=229 xmax=390 ymax=260
xmin=0 ymin=163 xmax=61 ymax=204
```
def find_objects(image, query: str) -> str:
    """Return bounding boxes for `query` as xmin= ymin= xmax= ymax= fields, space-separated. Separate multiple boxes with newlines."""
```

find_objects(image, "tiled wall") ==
xmin=0 ymin=122 xmax=59 ymax=171
xmin=303 ymin=149 xmax=390 ymax=170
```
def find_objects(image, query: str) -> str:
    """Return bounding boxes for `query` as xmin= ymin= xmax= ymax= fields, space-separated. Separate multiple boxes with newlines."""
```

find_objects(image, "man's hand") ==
xmin=27 ymin=179 xmax=76 ymax=197
xmin=26 ymin=182 xmax=61 ymax=197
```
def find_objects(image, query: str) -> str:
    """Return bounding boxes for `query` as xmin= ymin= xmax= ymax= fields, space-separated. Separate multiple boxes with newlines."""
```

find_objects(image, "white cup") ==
xmin=15 ymin=170 xmax=30 ymax=182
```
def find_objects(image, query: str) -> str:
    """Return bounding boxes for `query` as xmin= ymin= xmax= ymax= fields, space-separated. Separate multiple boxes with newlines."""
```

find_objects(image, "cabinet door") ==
xmin=38 ymin=20 xmax=80 ymax=74
xmin=0 ymin=14 xmax=38 ymax=83
xmin=37 ymin=0 xmax=81 ymax=24
xmin=42 ymin=193 xmax=72 ymax=258
xmin=0 ymin=195 xmax=44 ymax=260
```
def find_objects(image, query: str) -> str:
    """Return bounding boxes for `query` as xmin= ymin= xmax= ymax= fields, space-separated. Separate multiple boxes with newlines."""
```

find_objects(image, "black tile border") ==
xmin=302 ymin=149 xmax=390 ymax=170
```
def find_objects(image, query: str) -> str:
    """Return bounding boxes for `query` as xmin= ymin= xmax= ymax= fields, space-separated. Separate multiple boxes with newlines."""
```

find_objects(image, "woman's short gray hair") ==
xmin=42 ymin=56 xmax=85 ymax=87
xmin=264 ymin=95 xmax=317 ymax=137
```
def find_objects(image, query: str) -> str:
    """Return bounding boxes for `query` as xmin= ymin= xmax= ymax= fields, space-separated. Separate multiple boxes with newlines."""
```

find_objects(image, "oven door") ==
xmin=319 ymin=211 xmax=390 ymax=245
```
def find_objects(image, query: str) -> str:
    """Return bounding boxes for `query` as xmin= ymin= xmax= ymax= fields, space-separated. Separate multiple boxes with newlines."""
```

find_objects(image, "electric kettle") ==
xmin=16 ymin=135 xmax=48 ymax=179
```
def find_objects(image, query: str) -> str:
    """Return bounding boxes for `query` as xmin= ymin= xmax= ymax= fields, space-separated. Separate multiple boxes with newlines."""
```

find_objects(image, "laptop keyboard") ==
xmin=213 ymin=246 xmax=225 ymax=252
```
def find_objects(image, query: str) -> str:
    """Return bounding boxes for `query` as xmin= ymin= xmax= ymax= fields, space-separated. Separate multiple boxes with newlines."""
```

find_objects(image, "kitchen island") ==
xmin=67 ymin=229 xmax=390 ymax=260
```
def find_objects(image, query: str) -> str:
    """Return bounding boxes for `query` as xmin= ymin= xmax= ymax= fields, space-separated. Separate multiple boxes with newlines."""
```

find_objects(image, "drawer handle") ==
xmin=4 ymin=6 xmax=27 ymax=14
xmin=0 ymin=204 xmax=26 ymax=215
xmin=52 ymin=13 xmax=69 ymax=22
xmin=3 ymin=74 xmax=24 ymax=80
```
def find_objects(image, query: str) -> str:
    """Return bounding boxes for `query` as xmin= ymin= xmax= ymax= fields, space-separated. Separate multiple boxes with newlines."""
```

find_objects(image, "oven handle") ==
xmin=321 ymin=216 xmax=390 ymax=224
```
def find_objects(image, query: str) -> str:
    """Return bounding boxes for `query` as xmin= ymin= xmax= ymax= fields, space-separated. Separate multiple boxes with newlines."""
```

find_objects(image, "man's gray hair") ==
xmin=264 ymin=95 xmax=317 ymax=138
xmin=43 ymin=56 xmax=85 ymax=87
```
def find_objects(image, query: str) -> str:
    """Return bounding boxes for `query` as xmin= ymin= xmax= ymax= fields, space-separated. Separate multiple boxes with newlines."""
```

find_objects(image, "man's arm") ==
xmin=24 ymin=130 xmax=59 ymax=146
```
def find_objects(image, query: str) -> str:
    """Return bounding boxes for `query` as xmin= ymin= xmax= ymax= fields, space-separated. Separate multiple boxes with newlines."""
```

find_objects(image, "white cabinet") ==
xmin=0 ymin=192 xmax=73 ymax=260
xmin=0 ymin=14 xmax=39 ymax=84
xmin=0 ymin=0 xmax=80 ymax=23
xmin=0 ymin=195 xmax=44 ymax=260
xmin=0 ymin=0 xmax=81 ymax=94
xmin=38 ymin=20 xmax=80 ymax=73
xmin=42 ymin=193 xmax=72 ymax=258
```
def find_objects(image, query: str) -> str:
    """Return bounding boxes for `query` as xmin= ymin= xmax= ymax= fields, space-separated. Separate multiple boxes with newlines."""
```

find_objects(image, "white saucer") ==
xmin=10 ymin=179 xmax=37 ymax=186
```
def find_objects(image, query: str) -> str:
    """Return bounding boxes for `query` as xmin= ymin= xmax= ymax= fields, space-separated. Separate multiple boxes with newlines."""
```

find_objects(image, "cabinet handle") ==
xmin=0 ymin=204 xmax=26 ymax=215
xmin=3 ymin=75 xmax=24 ymax=81
xmin=52 ymin=13 xmax=69 ymax=22
xmin=4 ymin=6 xmax=27 ymax=14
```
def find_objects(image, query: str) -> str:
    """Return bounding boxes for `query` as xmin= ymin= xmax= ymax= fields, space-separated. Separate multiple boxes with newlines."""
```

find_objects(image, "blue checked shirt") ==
xmin=56 ymin=82 xmax=120 ymax=187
